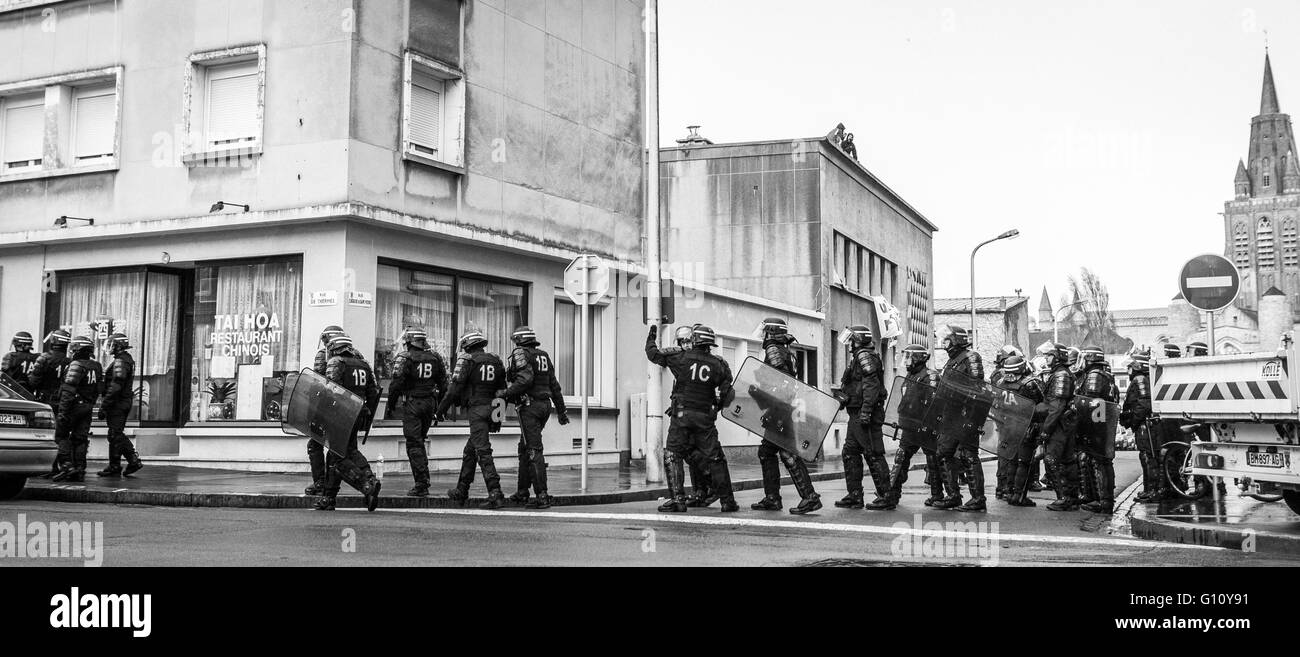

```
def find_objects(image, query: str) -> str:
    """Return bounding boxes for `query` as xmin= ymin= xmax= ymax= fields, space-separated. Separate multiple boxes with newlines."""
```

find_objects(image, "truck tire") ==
xmin=0 ymin=475 xmax=27 ymax=501
xmin=1284 ymin=490 xmax=1300 ymax=515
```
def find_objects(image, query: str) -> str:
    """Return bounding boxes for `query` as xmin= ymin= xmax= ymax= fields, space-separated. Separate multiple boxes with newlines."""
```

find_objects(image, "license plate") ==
xmin=1246 ymin=451 xmax=1286 ymax=469
xmin=0 ymin=414 xmax=25 ymax=426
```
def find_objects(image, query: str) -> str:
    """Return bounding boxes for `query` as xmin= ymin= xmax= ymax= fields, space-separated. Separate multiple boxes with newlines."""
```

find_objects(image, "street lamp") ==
xmin=970 ymin=229 xmax=1020 ymax=346
xmin=1054 ymin=298 xmax=1094 ymax=344
xmin=210 ymin=201 xmax=250 ymax=213
xmin=53 ymin=216 xmax=94 ymax=228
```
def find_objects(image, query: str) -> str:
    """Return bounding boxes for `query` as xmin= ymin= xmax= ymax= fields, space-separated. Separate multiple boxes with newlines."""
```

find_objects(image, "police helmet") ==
xmin=11 ymin=331 xmax=34 ymax=350
xmin=674 ymin=325 xmax=695 ymax=348
xmin=941 ymin=325 xmax=971 ymax=349
xmin=45 ymin=329 xmax=72 ymax=348
xmin=401 ymin=328 xmax=430 ymax=350
xmin=108 ymin=333 xmax=132 ymax=352
xmin=1002 ymin=354 xmax=1030 ymax=377
xmin=69 ymin=335 xmax=94 ymax=356
xmin=320 ymin=325 xmax=345 ymax=346
xmin=761 ymin=318 xmax=789 ymax=337
xmin=1129 ymin=351 xmax=1151 ymax=373
xmin=459 ymin=331 xmax=488 ymax=352
xmin=691 ymin=325 xmax=718 ymax=348
xmin=1162 ymin=343 xmax=1182 ymax=358
xmin=1066 ymin=346 xmax=1081 ymax=367
xmin=847 ymin=325 xmax=874 ymax=347
xmin=902 ymin=344 xmax=930 ymax=365
xmin=1081 ymin=345 xmax=1105 ymax=366
xmin=1186 ymin=342 xmax=1209 ymax=357
xmin=327 ymin=334 xmax=354 ymax=355
xmin=511 ymin=326 xmax=539 ymax=347
xmin=995 ymin=345 xmax=1023 ymax=366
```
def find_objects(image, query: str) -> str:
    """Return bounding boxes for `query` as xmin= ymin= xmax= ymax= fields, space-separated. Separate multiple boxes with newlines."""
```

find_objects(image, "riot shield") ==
xmin=883 ymin=375 xmax=938 ymax=451
xmin=1074 ymin=397 xmax=1120 ymax=459
xmin=985 ymin=386 xmax=1038 ymax=459
xmin=280 ymin=369 xmax=364 ymax=457
xmin=0 ymin=373 xmax=36 ymax=401
xmin=927 ymin=370 xmax=993 ymax=450
xmin=722 ymin=357 xmax=844 ymax=461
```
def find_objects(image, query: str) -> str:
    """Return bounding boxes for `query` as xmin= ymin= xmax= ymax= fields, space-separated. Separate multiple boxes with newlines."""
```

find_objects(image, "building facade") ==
xmin=932 ymin=296 xmax=1030 ymax=370
xmin=0 ymin=0 xmax=647 ymax=471
xmin=658 ymin=131 xmax=937 ymax=456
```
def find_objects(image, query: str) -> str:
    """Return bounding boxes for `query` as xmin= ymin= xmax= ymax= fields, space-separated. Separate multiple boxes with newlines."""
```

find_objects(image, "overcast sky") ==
xmin=658 ymin=0 xmax=1296 ymax=311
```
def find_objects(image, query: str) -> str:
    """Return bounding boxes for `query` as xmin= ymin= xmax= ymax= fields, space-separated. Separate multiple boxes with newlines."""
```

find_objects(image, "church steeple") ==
xmin=1236 ymin=159 xmax=1252 ymax=198
xmin=1262 ymin=51 xmax=1282 ymax=115
xmin=1286 ymin=150 xmax=1300 ymax=194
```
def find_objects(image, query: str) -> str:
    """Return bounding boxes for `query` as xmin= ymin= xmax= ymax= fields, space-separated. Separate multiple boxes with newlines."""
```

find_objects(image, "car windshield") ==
xmin=0 ymin=374 xmax=35 ymax=401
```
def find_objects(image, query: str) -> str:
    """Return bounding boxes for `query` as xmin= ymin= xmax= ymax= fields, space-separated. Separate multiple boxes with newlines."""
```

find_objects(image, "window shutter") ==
xmin=409 ymin=73 xmax=443 ymax=154
xmin=206 ymin=64 xmax=259 ymax=147
xmin=3 ymin=98 xmax=44 ymax=167
xmin=73 ymin=90 xmax=116 ymax=160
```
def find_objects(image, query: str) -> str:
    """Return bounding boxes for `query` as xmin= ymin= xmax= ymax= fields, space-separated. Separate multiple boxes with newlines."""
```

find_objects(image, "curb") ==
xmin=1128 ymin=506 xmax=1300 ymax=555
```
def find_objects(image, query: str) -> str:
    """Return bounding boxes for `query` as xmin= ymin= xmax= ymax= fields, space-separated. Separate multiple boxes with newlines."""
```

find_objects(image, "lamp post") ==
xmin=970 ymin=230 xmax=1020 ymax=346
xmin=1054 ymin=299 xmax=1093 ymax=344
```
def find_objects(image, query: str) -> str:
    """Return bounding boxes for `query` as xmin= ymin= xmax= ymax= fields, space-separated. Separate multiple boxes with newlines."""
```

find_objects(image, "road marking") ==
xmin=343 ymin=508 xmax=1223 ymax=551
xmin=1185 ymin=276 xmax=1232 ymax=289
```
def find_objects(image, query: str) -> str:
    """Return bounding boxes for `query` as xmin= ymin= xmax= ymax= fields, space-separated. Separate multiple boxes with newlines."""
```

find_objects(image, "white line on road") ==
xmin=342 ymin=508 xmax=1223 ymax=551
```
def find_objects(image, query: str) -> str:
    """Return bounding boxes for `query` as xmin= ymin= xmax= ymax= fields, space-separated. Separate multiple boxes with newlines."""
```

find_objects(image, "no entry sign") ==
xmin=1179 ymin=254 xmax=1241 ymax=313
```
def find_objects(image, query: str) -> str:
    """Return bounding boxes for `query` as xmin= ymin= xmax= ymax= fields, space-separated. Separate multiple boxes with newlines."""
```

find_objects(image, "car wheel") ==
xmin=1284 ymin=490 xmax=1300 ymax=515
xmin=0 ymin=475 xmax=27 ymax=501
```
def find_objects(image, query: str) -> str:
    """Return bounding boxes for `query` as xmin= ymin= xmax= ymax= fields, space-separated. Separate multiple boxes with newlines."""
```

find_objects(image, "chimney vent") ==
xmin=676 ymin=125 xmax=714 ymax=146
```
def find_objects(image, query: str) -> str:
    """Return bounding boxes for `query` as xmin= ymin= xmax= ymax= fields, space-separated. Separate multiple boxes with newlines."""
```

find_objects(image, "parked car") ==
xmin=0 ymin=374 xmax=57 ymax=500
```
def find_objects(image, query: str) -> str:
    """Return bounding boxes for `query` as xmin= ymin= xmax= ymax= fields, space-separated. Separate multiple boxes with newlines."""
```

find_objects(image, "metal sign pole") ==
xmin=579 ymin=256 xmax=590 ymax=491
xmin=1207 ymin=311 xmax=1216 ymax=357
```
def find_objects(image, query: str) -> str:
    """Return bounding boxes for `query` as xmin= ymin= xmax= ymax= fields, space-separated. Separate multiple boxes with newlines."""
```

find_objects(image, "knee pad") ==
xmin=526 ymin=448 xmax=545 ymax=465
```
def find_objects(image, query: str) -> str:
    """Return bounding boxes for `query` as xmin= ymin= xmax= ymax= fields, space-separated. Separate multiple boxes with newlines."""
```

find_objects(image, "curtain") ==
xmin=212 ymin=260 xmax=302 ymax=372
xmin=553 ymin=299 xmax=599 ymax=397
xmin=459 ymin=279 xmax=523 ymax=358
xmin=375 ymin=266 xmax=455 ymax=367
xmin=57 ymin=272 xmax=149 ymax=371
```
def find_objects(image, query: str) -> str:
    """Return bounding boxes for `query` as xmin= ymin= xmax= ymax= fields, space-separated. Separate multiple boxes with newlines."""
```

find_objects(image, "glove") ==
xmin=96 ymin=406 xmax=106 ymax=421
xmin=557 ymin=412 xmax=571 ymax=426
xmin=647 ymin=325 xmax=659 ymax=341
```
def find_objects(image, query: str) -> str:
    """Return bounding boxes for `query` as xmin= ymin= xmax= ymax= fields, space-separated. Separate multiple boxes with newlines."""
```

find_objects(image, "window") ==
xmin=830 ymin=331 xmax=845 ymax=388
xmin=72 ymin=85 xmax=116 ymax=164
xmin=1259 ymin=218 xmax=1276 ymax=269
xmin=374 ymin=262 xmax=527 ymax=416
xmin=192 ymin=258 xmax=302 ymax=422
xmin=907 ymin=267 xmax=932 ymax=349
xmin=790 ymin=345 xmax=818 ymax=387
xmin=1263 ymin=158 xmax=1272 ymax=189
xmin=1284 ymin=219 xmax=1298 ymax=267
xmin=554 ymin=298 xmax=609 ymax=405
xmin=45 ymin=269 xmax=183 ymax=424
xmin=1234 ymin=221 xmax=1252 ymax=268
xmin=1 ymin=93 xmax=42 ymax=172
xmin=402 ymin=51 xmax=466 ymax=170
xmin=185 ymin=45 xmax=265 ymax=159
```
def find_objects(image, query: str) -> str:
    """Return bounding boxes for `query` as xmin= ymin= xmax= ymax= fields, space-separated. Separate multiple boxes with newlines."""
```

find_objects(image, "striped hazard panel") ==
xmin=1155 ymin=380 xmax=1288 ymax=402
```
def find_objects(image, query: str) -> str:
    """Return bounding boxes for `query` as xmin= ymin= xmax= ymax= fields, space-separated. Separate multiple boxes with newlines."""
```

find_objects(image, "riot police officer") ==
xmin=29 ymin=330 xmax=72 ymax=406
xmin=1120 ymin=351 xmax=1163 ymax=502
xmin=1035 ymin=342 xmax=1081 ymax=511
xmin=385 ymin=328 xmax=448 ymax=498
xmin=993 ymin=352 xmax=1037 ymax=500
xmin=53 ymin=336 xmax=103 ymax=483
xmin=999 ymin=356 xmax=1045 ymax=507
xmin=305 ymin=325 xmax=346 ymax=496
xmin=990 ymin=345 xmax=1023 ymax=386
xmin=1 ymin=331 xmax=38 ymax=392
xmin=886 ymin=344 xmax=948 ymax=507
xmin=751 ymin=318 xmax=821 ymax=515
xmin=1076 ymin=345 xmax=1119 ymax=513
xmin=500 ymin=326 xmax=570 ymax=510
xmin=646 ymin=324 xmax=740 ymax=513
xmin=834 ymin=325 xmax=894 ymax=511
xmin=97 ymin=333 xmax=144 ymax=478
xmin=439 ymin=331 xmax=509 ymax=510
xmin=933 ymin=325 xmax=986 ymax=512
xmin=315 ymin=335 xmax=383 ymax=512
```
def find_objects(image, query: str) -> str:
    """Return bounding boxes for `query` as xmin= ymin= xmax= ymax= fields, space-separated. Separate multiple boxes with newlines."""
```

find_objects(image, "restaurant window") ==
xmin=45 ymin=269 xmax=182 ymax=423
xmin=191 ymin=257 xmax=302 ymax=422
xmin=374 ymin=261 xmax=527 ymax=418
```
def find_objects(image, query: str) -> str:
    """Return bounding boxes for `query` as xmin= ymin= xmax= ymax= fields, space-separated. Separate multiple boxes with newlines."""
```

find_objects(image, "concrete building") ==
xmin=932 ymin=296 xmax=1030 ymax=370
xmin=0 ymin=0 xmax=647 ymax=471
xmin=658 ymin=129 xmax=937 ymax=457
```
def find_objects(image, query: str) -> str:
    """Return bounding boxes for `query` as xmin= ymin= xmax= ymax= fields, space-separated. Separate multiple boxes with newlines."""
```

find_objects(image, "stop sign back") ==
xmin=1179 ymin=254 xmax=1241 ymax=312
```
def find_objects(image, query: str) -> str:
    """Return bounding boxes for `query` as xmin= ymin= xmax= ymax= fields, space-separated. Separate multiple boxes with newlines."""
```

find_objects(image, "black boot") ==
xmin=782 ymin=453 xmax=821 ymax=515
xmin=479 ymin=489 xmax=505 ymax=510
xmin=1046 ymin=459 xmax=1081 ymax=512
xmin=887 ymin=446 xmax=913 ymax=504
xmin=659 ymin=452 xmax=688 ymax=513
xmin=447 ymin=486 xmax=470 ymax=503
xmin=932 ymin=453 xmax=964 ymax=510
xmin=923 ymin=454 xmax=945 ymax=506
xmin=955 ymin=449 xmax=986 ymax=512
xmin=865 ymin=456 xmax=897 ymax=510
xmin=709 ymin=459 xmax=739 ymax=512
xmin=408 ymin=482 xmax=430 ymax=497
xmin=1078 ymin=454 xmax=1097 ymax=505
xmin=122 ymin=457 xmax=144 ymax=477
xmin=751 ymin=495 xmax=783 ymax=511
xmin=364 ymin=477 xmax=382 ymax=512
xmin=790 ymin=494 xmax=822 ymax=515
xmin=314 ymin=495 xmax=337 ymax=511
xmin=836 ymin=455 xmax=865 ymax=508
xmin=97 ymin=464 xmax=123 ymax=478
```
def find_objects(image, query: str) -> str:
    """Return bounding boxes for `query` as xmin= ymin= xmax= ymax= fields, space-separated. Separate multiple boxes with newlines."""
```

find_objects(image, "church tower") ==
xmin=1225 ymin=52 xmax=1300 ymax=322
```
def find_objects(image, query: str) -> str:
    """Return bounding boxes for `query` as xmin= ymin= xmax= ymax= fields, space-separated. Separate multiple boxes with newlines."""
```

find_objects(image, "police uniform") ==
xmin=501 ymin=341 xmax=568 ymax=507
xmin=752 ymin=333 xmax=820 ymax=514
xmin=29 ymin=343 xmax=71 ymax=407
xmin=1076 ymin=363 xmax=1119 ymax=511
xmin=438 ymin=343 xmax=508 ymax=507
xmin=888 ymin=362 xmax=947 ymax=506
xmin=935 ymin=344 xmax=985 ymax=510
xmin=54 ymin=345 xmax=104 ymax=482
xmin=1121 ymin=365 xmax=1160 ymax=501
xmin=838 ymin=343 xmax=892 ymax=509
xmin=1002 ymin=374 xmax=1045 ymax=506
xmin=320 ymin=346 xmax=382 ymax=507
xmin=645 ymin=326 xmax=738 ymax=512
xmin=304 ymin=342 xmax=335 ymax=495
xmin=1038 ymin=363 xmax=1080 ymax=510
xmin=99 ymin=341 xmax=143 ymax=476
xmin=386 ymin=342 xmax=448 ymax=495
xmin=1 ymin=345 xmax=38 ymax=392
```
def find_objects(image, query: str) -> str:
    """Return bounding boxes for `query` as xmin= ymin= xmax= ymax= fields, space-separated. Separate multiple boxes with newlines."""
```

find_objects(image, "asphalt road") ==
xmin=3 ymin=478 xmax=1297 ymax=567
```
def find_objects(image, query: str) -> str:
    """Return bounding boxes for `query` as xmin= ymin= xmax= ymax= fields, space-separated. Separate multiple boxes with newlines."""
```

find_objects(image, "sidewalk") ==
xmin=20 ymin=459 xmax=854 ymax=510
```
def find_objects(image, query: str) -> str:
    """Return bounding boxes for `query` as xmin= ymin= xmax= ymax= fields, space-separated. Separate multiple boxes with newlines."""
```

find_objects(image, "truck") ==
xmin=1150 ymin=337 xmax=1300 ymax=514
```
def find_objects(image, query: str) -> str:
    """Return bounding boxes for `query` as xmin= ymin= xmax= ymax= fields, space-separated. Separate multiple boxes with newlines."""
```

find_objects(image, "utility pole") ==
xmin=644 ymin=0 xmax=663 ymax=483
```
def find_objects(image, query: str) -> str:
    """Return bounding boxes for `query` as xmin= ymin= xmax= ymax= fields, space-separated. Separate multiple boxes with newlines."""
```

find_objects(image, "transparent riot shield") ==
xmin=883 ymin=375 xmax=938 ymax=451
xmin=926 ymin=370 xmax=993 ymax=450
xmin=984 ymin=386 xmax=1038 ymax=459
xmin=0 ymin=373 xmax=36 ymax=401
xmin=722 ymin=357 xmax=845 ymax=461
xmin=1074 ymin=396 xmax=1119 ymax=460
xmin=280 ymin=369 xmax=364 ymax=457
